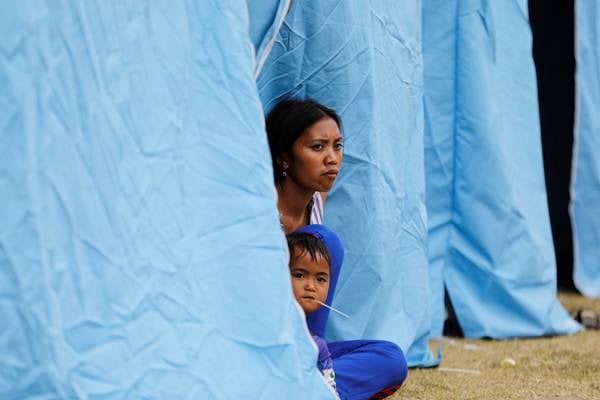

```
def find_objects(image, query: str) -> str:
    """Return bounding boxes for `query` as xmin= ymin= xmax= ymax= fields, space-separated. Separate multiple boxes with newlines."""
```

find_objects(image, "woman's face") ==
xmin=283 ymin=117 xmax=343 ymax=193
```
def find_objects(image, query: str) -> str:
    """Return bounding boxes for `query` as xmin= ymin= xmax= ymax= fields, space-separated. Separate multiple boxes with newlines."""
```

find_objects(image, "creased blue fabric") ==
xmin=0 ymin=1 xmax=333 ymax=398
xmin=572 ymin=0 xmax=600 ymax=299
xmin=246 ymin=0 xmax=291 ymax=76
xmin=258 ymin=1 xmax=436 ymax=367
xmin=423 ymin=0 xmax=581 ymax=337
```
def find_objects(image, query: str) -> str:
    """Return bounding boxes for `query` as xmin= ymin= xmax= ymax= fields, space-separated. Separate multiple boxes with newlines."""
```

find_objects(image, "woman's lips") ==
xmin=323 ymin=170 xmax=338 ymax=179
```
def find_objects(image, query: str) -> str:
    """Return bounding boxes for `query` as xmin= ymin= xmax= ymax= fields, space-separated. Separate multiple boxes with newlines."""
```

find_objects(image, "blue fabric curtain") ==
xmin=423 ymin=0 xmax=581 ymax=338
xmin=258 ymin=1 xmax=437 ymax=367
xmin=572 ymin=0 xmax=600 ymax=298
xmin=0 ymin=1 xmax=333 ymax=398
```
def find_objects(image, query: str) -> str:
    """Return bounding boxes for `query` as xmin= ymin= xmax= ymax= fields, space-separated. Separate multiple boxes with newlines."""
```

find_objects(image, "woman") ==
xmin=267 ymin=99 xmax=408 ymax=399
xmin=266 ymin=98 xmax=344 ymax=233
xmin=267 ymin=98 xmax=345 ymax=341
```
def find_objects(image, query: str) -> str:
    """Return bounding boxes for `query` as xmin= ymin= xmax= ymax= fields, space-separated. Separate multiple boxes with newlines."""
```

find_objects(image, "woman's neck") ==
xmin=277 ymin=180 xmax=315 ymax=234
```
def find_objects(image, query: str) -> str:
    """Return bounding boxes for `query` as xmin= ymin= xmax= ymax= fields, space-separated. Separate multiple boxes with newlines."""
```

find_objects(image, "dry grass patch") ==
xmin=393 ymin=292 xmax=600 ymax=400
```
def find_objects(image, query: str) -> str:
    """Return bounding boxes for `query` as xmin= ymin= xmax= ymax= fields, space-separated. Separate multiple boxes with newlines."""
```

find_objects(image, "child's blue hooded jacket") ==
xmin=296 ymin=224 xmax=344 ymax=338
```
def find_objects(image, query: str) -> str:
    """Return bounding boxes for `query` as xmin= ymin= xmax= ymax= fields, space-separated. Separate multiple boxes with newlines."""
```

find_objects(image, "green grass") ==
xmin=393 ymin=292 xmax=600 ymax=400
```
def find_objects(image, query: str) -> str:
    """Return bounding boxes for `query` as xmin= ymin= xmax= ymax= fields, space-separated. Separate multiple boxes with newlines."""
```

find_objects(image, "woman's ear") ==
xmin=280 ymin=153 xmax=290 ymax=169
xmin=276 ymin=155 xmax=286 ymax=169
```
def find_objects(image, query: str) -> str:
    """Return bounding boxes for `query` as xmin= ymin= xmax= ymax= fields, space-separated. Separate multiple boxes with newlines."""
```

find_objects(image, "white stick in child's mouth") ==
xmin=310 ymin=299 xmax=350 ymax=319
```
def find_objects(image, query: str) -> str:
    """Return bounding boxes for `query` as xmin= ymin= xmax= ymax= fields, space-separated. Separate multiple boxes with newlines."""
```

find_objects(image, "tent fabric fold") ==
xmin=246 ymin=0 xmax=292 ymax=77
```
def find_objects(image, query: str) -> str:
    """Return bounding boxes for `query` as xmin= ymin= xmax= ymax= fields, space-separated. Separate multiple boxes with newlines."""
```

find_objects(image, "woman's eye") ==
xmin=312 ymin=144 xmax=323 ymax=151
xmin=335 ymin=143 xmax=344 ymax=150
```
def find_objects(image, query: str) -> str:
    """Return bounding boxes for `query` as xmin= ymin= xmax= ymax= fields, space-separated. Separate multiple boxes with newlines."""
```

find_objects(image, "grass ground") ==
xmin=393 ymin=292 xmax=600 ymax=400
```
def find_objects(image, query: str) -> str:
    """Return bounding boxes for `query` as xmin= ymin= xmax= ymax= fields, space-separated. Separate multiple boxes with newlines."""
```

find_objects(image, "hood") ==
xmin=295 ymin=224 xmax=344 ymax=337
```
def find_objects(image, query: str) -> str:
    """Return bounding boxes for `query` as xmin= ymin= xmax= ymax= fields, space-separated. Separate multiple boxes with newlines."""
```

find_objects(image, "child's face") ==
xmin=289 ymin=249 xmax=330 ymax=314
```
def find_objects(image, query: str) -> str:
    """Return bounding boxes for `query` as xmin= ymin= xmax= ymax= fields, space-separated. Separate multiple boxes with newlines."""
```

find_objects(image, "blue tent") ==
xmin=0 ymin=1 xmax=333 ymax=398
xmin=422 ymin=0 xmax=581 ymax=338
xmin=572 ymin=0 xmax=600 ymax=298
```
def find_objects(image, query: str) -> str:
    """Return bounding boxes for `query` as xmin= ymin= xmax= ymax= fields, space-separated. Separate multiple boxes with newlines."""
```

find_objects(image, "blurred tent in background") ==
xmin=1 ymin=0 xmax=597 ymax=398
xmin=422 ymin=0 xmax=581 ymax=339
xmin=572 ymin=0 xmax=600 ymax=299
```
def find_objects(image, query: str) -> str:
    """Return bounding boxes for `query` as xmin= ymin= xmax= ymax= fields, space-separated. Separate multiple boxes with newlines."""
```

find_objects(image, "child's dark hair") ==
xmin=286 ymin=232 xmax=331 ymax=267
xmin=266 ymin=98 xmax=341 ymax=183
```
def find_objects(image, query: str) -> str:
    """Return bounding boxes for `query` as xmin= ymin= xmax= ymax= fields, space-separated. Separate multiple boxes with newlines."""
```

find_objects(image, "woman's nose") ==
xmin=324 ymin=148 xmax=339 ymax=164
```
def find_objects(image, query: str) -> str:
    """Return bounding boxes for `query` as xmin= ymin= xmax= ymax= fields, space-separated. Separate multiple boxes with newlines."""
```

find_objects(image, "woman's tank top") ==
xmin=309 ymin=192 xmax=324 ymax=224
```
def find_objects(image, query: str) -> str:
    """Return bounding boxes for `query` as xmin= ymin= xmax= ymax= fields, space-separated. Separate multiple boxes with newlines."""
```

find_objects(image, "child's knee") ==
xmin=380 ymin=341 xmax=408 ymax=384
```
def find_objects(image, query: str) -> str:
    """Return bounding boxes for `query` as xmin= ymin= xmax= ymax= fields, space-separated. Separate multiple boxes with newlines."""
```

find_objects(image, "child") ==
xmin=287 ymin=225 xmax=408 ymax=400
xmin=286 ymin=229 xmax=340 ymax=398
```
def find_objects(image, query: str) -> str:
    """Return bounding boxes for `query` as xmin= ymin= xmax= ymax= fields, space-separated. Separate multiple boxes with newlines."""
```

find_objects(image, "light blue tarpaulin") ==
xmin=247 ymin=0 xmax=291 ymax=77
xmin=0 ymin=1 xmax=334 ymax=398
xmin=258 ymin=1 xmax=437 ymax=367
xmin=572 ymin=0 xmax=600 ymax=299
xmin=423 ymin=0 xmax=581 ymax=338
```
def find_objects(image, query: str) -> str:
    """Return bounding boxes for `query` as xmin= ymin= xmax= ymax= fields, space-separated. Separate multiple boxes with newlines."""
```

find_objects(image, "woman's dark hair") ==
xmin=266 ymin=98 xmax=341 ymax=183
xmin=286 ymin=232 xmax=331 ymax=268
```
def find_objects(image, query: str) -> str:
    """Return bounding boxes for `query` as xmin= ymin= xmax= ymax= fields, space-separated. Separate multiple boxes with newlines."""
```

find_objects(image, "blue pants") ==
xmin=329 ymin=340 xmax=408 ymax=400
